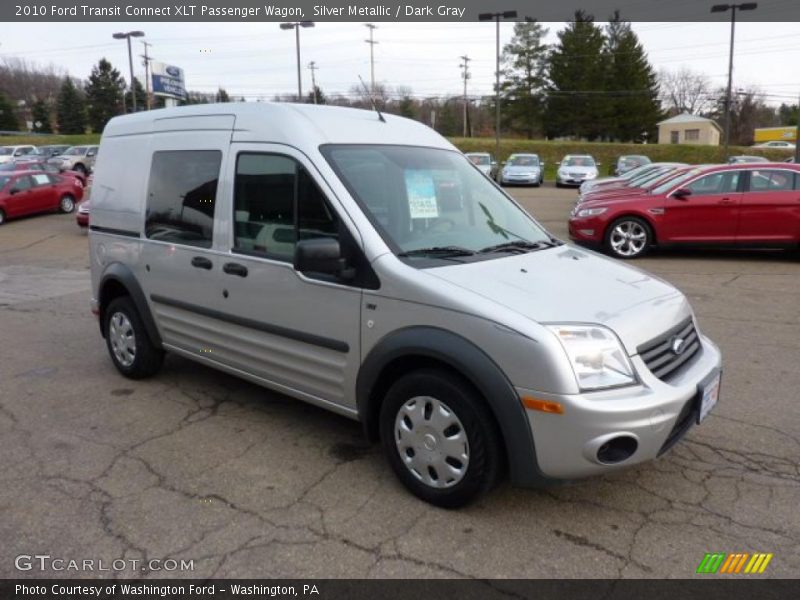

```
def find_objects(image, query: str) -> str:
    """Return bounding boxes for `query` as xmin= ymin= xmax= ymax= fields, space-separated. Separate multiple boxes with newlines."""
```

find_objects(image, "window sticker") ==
xmin=405 ymin=170 xmax=439 ymax=219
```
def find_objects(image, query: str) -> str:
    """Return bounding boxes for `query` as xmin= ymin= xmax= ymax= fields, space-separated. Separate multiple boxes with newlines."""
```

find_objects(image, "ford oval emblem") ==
xmin=165 ymin=66 xmax=181 ymax=77
xmin=671 ymin=337 xmax=686 ymax=355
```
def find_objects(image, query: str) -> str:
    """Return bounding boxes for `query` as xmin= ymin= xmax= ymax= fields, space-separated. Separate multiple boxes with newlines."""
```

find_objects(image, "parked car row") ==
xmin=568 ymin=161 xmax=800 ymax=259
xmin=0 ymin=144 xmax=98 ymax=174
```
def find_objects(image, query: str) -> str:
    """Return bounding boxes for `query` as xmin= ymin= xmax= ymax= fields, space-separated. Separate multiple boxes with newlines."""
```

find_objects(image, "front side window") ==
xmin=145 ymin=150 xmax=221 ymax=248
xmin=233 ymin=153 xmax=338 ymax=261
xmin=322 ymin=145 xmax=552 ymax=258
xmin=12 ymin=176 xmax=33 ymax=191
xmin=686 ymin=171 xmax=740 ymax=196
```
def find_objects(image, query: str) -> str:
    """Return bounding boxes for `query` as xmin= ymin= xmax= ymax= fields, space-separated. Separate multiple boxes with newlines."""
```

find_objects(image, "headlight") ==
xmin=557 ymin=169 xmax=566 ymax=177
xmin=546 ymin=325 xmax=636 ymax=391
xmin=576 ymin=207 xmax=607 ymax=218
xmin=585 ymin=171 xmax=598 ymax=179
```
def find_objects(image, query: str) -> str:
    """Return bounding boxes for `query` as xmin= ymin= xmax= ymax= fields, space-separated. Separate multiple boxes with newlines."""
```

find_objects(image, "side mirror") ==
xmin=294 ymin=237 xmax=351 ymax=279
xmin=673 ymin=188 xmax=692 ymax=200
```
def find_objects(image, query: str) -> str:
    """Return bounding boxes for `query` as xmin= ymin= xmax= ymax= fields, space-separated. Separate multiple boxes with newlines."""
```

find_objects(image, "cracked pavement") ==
xmin=1 ymin=186 xmax=798 ymax=579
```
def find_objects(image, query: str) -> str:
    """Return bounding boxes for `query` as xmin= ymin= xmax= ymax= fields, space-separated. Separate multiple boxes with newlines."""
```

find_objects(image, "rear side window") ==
xmin=31 ymin=173 xmax=50 ymax=186
xmin=233 ymin=153 xmax=338 ymax=261
xmin=145 ymin=150 xmax=221 ymax=248
xmin=748 ymin=169 xmax=796 ymax=192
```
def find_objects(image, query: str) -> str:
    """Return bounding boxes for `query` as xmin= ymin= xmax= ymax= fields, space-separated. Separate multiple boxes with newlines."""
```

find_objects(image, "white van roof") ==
xmin=102 ymin=102 xmax=454 ymax=153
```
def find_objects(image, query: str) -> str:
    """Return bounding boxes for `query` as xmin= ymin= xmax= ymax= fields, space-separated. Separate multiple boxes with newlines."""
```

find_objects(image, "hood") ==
xmin=505 ymin=164 xmax=540 ymax=173
xmin=559 ymin=165 xmax=597 ymax=174
xmin=426 ymin=246 xmax=690 ymax=353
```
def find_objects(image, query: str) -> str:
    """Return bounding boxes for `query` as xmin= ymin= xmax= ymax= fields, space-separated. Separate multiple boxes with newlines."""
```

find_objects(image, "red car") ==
xmin=0 ymin=170 xmax=84 ymax=225
xmin=569 ymin=163 xmax=800 ymax=259
xmin=76 ymin=198 xmax=90 ymax=228
xmin=4 ymin=159 xmax=87 ymax=187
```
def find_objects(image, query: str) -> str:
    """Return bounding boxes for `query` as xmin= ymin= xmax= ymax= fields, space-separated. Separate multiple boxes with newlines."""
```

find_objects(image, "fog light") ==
xmin=578 ymin=229 xmax=594 ymax=236
xmin=596 ymin=436 xmax=638 ymax=464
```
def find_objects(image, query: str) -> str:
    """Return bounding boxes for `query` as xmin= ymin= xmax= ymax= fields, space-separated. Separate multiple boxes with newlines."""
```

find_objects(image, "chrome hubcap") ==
xmin=610 ymin=221 xmax=647 ymax=256
xmin=109 ymin=311 xmax=136 ymax=367
xmin=394 ymin=396 xmax=469 ymax=489
xmin=61 ymin=196 xmax=74 ymax=212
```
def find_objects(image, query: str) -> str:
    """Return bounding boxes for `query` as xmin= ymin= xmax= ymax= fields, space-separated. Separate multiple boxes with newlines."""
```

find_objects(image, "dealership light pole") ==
xmin=710 ymin=3 xmax=757 ymax=158
xmin=280 ymin=21 xmax=314 ymax=101
xmin=479 ymin=11 xmax=517 ymax=161
xmin=112 ymin=31 xmax=145 ymax=113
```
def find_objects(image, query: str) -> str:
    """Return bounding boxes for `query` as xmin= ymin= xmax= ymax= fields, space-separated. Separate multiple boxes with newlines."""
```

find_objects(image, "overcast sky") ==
xmin=1 ymin=21 xmax=798 ymax=105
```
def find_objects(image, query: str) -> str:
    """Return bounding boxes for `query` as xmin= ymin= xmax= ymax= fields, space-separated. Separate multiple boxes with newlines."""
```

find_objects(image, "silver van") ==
xmin=89 ymin=104 xmax=721 ymax=507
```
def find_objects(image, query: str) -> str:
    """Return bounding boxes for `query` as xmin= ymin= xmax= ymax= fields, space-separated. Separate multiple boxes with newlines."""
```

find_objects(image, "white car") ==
xmin=752 ymin=141 xmax=795 ymax=150
xmin=0 ymin=145 xmax=38 ymax=164
xmin=556 ymin=155 xmax=599 ymax=187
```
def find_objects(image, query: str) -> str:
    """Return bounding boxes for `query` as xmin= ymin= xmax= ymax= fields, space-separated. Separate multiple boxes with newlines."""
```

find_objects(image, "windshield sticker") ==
xmin=405 ymin=170 xmax=439 ymax=219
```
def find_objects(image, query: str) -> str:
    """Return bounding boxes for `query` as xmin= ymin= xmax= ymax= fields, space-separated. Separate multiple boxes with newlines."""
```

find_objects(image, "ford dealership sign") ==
xmin=151 ymin=62 xmax=186 ymax=100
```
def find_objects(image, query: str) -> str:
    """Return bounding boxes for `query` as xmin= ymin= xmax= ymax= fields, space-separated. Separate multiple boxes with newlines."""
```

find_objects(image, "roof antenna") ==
xmin=358 ymin=75 xmax=385 ymax=123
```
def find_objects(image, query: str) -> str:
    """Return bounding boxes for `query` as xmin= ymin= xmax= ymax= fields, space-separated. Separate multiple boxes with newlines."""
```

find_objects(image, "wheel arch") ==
xmin=357 ymin=326 xmax=558 ymax=488
xmin=98 ymin=262 xmax=162 ymax=348
xmin=604 ymin=212 xmax=658 ymax=245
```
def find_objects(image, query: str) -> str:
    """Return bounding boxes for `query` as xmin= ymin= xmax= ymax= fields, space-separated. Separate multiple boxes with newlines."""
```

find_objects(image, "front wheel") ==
xmin=104 ymin=297 xmax=164 ymax=379
xmin=605 ymin=216 xmax=652 ymax=259
xmin=0 ymin=209 xmax=5 ymax=226
xmin=379 ymin=369 xmax=503 ymax=508
xmin=59 ymin=194 xmax=75 ymax=214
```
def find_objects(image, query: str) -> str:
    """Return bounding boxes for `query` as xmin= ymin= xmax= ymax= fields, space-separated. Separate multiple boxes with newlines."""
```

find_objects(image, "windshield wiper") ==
xmin=479 ymin=240 xmax=559 ymax=254
xmin=397 ymin=246 xmax=476 ymax=258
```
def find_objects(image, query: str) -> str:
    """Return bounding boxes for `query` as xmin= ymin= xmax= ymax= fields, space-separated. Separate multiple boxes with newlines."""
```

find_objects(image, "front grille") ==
xmin=638 ymin=317 xmax=701 ymax=381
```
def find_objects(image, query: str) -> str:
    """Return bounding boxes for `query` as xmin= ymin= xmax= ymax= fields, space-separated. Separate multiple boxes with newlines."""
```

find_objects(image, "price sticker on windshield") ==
xmin=405 ymin=170 xmax=439 ymax=219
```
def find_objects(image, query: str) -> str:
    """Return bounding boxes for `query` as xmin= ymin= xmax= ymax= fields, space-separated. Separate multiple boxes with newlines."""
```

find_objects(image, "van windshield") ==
xmin=322 ymin=145 xmax=553 ymax=257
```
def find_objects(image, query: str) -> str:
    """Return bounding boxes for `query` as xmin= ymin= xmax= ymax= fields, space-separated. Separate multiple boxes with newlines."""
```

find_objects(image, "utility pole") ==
xmin=140 ymin=40 xmax=153 ymax=110
xmin=459 ymin=55 xmax=471 ymax=137
xmin=711 ymin=3 xmax=758 ymax=158
xmin=364 ymin=23 xmax=378 ymax=94
xmin=308 ymin=61 xmax=318 ymax=104
xmin=112 ymin=31 xmax=144 ymax=113
xmin=280 ymin=21 xmax=315 ymax=101
xmin=478 ymin=12 xmax=516 ymax=161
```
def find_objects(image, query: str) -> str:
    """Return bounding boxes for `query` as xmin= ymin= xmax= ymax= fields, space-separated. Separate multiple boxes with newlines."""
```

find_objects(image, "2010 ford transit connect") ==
xmin=89 ymin=104 xmax=722 ymax=507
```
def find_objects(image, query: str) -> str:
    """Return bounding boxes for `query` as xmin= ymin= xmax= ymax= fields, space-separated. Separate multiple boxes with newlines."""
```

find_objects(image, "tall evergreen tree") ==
xmin=85 ymin=58 xmax=124 ymax=132
xmin=56 ymin=78 xmax=86 ymax=134
xmin=500 ymin=20 xmax=549 ymax=139
xmin=546 ymin=11 xmax=607 ymax=140
xmin=215 ymin=87 xmax=231 ymax=103
xmin=0 ymin=93 xmax=20 ymax=131
xmin=31 ymin=99 xmax=52 ymax=133
xmin=124 ymin=77 xmax=147 ymax=112
xmin=305 ymin=85 xmax=326 ymax=105
xmin=603 ymin=12 xmax=662 ymax=141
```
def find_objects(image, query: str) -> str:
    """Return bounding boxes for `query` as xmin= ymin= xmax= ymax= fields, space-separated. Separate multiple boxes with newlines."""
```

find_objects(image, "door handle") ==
xmin=223 ymin=262 xmax=248 ymax=277
xmin=718 ymin=197 xmax=733 ymax=205
xmin=191 ymin=256 xmax=213 ymax=270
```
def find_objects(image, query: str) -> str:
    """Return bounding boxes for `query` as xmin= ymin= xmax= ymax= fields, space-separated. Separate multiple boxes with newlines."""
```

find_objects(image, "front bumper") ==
xmin=516 ymin=334 xmax=722 ymax=479
xmin=501 ymin=173 xmax=541 ymax=185
xmin=568 ymin=215 xmax=605 ymax=245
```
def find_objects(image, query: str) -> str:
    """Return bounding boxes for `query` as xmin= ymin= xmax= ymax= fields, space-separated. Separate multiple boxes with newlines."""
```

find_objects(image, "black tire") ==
xmin=555 ymin=182 xmax=563 ymax=188
xmin=604 ymin=216 xmax=653 ymax=259
xmin=0 ymin=208 xmax=5 ymax=226
xmin=104 ymin=296 xmax=164 ymax=379
xmin=73 ymin=163 xmax=87 ymax=175
xmin=59 ymin=194 xmax=76 ymax=214
xmin=379 ymin=369 xmax=503 ymax=508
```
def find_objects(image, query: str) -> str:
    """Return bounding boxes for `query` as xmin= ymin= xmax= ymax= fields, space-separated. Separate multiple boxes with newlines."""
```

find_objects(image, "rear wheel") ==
xmin=379 ymin=369 xmax=503 ymax=508
xmin=104 ymin=297 xmax=164 ymax=379
xmin=59 ymin=194 xmax=75 ymax=214
xmin=73 ymin=163 xmax=87 ymax=175
xmin=605 ymin=216 xmax=652 ymax=259
xmin=0 ymin=209 xmax=5 ymax=225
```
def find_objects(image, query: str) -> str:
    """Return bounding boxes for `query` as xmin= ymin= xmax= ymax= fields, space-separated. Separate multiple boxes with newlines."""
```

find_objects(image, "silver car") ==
xmin=89 ymin=104 xmax=722 ymax=508
xmin=48 ymin=145 xmax=98 ymax=174
xmin=465 ymin=152 xmax=497 ymax=179
xmin=498 ymin=153 xmax=544 ymax=186
xmin=556 ymin=155 xmax=599 ymax=187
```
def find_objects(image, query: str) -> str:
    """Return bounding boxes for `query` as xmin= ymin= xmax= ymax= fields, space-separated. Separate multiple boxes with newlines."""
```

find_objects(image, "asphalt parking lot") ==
xmin=1 ymin=184 xmax=798 ymax=579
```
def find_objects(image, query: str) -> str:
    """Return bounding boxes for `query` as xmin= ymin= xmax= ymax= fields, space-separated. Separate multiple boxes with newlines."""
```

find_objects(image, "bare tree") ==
xmin=658 ymin=67 xmax=716 ymax=116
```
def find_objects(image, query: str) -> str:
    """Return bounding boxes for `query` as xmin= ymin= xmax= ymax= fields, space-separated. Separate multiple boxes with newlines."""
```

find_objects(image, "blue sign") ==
xmin=151 ymin=62 xmax=186 ymax=100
